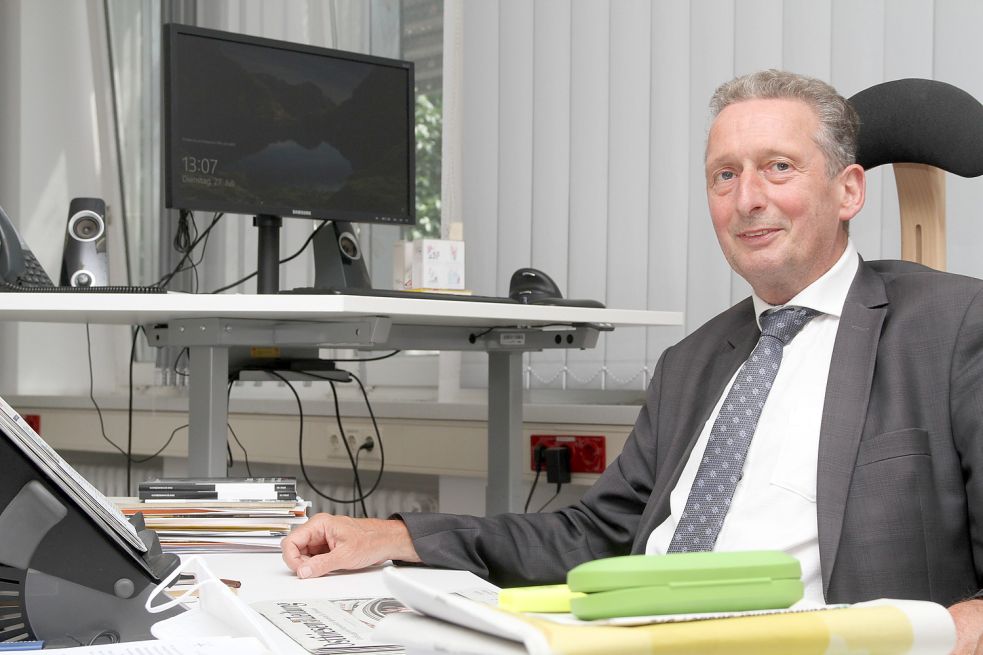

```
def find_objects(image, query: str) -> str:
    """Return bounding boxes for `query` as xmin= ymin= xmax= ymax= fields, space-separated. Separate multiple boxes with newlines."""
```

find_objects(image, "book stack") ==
xmin=138 ymin=477 xmax=298 ymax=502
xmin=114 ymin=478 xmax=308 ymax=554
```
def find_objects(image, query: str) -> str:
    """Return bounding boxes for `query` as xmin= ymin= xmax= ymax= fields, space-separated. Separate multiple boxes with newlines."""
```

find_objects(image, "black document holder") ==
xmin=0 ymin=399 xmax=183 ymax=647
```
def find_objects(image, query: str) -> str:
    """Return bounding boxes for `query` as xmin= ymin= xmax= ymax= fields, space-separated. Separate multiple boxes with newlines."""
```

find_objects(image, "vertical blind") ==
xmin=457 ymin=0 xmax=983 ymax=391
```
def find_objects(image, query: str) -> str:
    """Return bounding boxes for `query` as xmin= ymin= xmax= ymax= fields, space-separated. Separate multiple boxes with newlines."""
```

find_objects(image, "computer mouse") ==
xmin=508 ymin=268 xmax=606 ymax=308
xmin=508 ymin=267 xmax=563 ymax=303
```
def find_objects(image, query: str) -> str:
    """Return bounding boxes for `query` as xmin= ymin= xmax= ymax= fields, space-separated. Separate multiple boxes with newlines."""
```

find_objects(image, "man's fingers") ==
xmin=281 ymin=536 xmax=307 ymax=571
xmin=281 ymin=515 xmax=332 ymax=570
xmin=298 ymin=549 xmax=348 ymax=579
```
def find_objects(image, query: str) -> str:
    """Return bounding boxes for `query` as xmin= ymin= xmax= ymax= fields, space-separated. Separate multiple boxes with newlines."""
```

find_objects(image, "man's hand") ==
xmin=949 ymin=599 xmax=983 ymax=654
xmin=281 ymin=513 xmax=421 ymax=579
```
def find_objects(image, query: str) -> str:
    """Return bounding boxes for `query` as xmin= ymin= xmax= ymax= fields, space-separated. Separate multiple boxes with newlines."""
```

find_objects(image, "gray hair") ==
xmin=709 ymin=70 xmax=859 ymax=178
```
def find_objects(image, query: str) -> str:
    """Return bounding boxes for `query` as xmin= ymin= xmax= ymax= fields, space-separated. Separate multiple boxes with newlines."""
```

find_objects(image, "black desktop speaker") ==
xmin=59 ymin=197 xmax=108 ymax=287
xmin=312 ymin=220 xmax=372 ymax=290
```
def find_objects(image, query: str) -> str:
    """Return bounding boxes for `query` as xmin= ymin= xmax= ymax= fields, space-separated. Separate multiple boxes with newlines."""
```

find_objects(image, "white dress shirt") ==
xmin=645 ymin=240 xmax=859 ymax=603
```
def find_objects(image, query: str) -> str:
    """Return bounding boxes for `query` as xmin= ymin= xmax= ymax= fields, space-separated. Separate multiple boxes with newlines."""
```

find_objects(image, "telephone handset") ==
xmin=0 ymin=204 xmax=55 ymax=288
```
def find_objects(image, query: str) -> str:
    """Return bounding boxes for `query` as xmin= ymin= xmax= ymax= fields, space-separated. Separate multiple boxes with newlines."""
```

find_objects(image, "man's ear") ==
xmin=838 ymin=163 xmax=866 ymax=222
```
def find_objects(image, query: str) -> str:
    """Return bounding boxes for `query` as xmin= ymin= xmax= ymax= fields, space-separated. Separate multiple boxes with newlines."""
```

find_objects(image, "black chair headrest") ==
xmin=849 ymin=78 xmax=983 ymax=177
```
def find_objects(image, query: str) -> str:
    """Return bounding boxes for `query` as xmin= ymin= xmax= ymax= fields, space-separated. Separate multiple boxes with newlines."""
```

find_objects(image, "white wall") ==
xmin=457 ymin=0 xmax=983 ymax=390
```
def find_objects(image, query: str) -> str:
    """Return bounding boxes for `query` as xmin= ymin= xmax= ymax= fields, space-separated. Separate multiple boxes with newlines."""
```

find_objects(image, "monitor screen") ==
xmin=163 ymin=24 xmax=415 ymax=225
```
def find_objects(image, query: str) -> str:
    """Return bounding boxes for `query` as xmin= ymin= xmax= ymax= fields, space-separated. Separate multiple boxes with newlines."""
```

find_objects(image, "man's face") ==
xmin=705 ymin=98 xmax=864 ymax=305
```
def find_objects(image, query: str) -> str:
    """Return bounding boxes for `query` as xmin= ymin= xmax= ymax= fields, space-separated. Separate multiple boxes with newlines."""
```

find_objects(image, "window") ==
xmin=402 ymin=0 xmax=443 ymax=240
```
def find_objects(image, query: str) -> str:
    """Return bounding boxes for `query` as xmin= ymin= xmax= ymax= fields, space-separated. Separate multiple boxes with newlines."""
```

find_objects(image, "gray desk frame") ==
xmin=0 ymin=293 xmax=681 ymax=515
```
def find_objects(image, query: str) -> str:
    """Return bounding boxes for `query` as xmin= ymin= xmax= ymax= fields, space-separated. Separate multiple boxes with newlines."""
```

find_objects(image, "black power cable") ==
xmin=227 ymin=422 xmax=253 ymax=477
xmin=84 ymin=323 xmax=185 ymax=489
xmin=265 ymin=370 xmax=384 ymax=514
xmin=173 ymin=210 xmax=194 ymax=259
xmin=155 ymin=212 xmax=224 ymax=289
xmin=348 ymin=371 xmax=386 ymax=513
xmin=85 ymin=324 xmax=127 ymax=461
xmin=537 ymin=482 xmax=564 ymax=512
xmin=327 ymin=380 xmax=368 ymax=517
xmin=524 ymin=445 xmax=545 ymax=513
xmin=302 ymin=369 xmax=386 ymax=509
xmin=130 ymin=423 xmax=186 ymax=464
xmin=330 ymin=350 xmax=401 ymax=363
xmin=85 ymin=323 xmax=177 ymax=490
xmin=173 ymin=347 xmax=190 ymax=378
xmin=226 ymin=381 xmax=253 ymax=477
xmin=268 ymin=371 xmax=364 ymax=512
xmin=523 ymin=444 xmax=567 ymax=513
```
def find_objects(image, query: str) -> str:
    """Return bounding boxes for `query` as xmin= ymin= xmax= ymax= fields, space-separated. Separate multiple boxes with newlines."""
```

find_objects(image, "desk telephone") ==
xmin=0 ymin=204 xmax=56 ymax=288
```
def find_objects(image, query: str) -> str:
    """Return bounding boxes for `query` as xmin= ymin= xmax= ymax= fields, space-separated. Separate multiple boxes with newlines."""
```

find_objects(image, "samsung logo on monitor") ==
xmin=292 ymin=210 xmax=313 ymax=216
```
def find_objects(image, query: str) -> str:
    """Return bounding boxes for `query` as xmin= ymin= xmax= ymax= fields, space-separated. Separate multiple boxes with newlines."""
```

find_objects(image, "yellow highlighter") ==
xmin=498 ymin=584 xmax=586 ymax=613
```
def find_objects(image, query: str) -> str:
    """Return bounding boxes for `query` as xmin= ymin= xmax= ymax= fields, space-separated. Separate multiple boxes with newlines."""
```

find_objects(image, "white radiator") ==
xmin=68 ymin=457 xmax=438 ymax=519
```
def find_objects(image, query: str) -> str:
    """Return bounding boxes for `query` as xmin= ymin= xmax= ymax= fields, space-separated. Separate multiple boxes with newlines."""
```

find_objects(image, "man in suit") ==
xmin=281 ymin=70 xmax=983 ymax=652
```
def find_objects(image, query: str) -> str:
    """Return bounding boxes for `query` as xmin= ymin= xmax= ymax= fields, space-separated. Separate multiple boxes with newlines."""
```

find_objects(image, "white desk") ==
xmin=0 ymin=293 xmax=681 ymax=514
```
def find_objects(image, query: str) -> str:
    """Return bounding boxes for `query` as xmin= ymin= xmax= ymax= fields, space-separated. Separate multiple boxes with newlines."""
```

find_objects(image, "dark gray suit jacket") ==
xmin=401 ymin=258 xmax=983 ymax=605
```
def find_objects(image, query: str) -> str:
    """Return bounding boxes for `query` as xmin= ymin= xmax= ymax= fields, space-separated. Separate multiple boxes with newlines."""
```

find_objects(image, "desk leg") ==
xmin=486 ymin=351 xmax=524 ymax=516
xmin=188 ymin=345 xmax=229 ymax=477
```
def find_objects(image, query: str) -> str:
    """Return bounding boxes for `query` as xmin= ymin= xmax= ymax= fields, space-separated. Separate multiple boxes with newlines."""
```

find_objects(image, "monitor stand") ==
xmin=253 ymin=215 xmax=372 ymax=294
xmin=254 ymin=214 xmax=282 ymax=294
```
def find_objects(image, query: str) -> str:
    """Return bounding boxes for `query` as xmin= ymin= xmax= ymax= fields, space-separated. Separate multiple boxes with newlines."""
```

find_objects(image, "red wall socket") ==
xmin=530 ymin=434 xmax=606 ymax=474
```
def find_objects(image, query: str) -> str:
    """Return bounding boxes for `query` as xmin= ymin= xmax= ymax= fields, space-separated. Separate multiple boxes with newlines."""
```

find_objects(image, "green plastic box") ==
xmin=567 ymin=550 xmax=803 ymax=620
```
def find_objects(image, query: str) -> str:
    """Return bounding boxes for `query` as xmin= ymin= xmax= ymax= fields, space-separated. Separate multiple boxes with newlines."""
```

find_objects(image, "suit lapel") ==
xmin=817 ymin=258 xmax=888 ymax=598
xmin=632 ymin=308 xmax=761 ymax=552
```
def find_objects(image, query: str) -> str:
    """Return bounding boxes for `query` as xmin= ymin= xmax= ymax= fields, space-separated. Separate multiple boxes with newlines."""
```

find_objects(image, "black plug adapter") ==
xmin=544 ymin=445 xmax=572 ymax=485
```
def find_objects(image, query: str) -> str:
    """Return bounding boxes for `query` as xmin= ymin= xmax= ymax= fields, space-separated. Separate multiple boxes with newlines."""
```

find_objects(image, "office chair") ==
xmin=849 ymin=79 xmax=983 ymax=270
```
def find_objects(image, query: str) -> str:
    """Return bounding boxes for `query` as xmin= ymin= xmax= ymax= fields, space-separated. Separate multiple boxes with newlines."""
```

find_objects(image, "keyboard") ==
xmin=283 ymin=287 xmax=605 ymax=308
xmin=282 ymin=287 xmax=518 ymax=303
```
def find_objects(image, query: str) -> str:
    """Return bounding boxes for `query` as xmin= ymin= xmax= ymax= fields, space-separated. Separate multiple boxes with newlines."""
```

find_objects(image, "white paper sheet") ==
xmin=49 ymin=636 xmax=269 ymax=654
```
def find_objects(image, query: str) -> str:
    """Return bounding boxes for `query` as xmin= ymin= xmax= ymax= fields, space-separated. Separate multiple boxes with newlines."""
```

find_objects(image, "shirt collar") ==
xmin=752 ymin=239 xmax=859 ymax=328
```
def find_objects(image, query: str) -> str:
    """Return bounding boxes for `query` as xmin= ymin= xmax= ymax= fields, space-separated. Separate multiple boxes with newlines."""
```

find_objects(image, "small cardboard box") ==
xmin=393 ymin=238 xmax=466 ymax=290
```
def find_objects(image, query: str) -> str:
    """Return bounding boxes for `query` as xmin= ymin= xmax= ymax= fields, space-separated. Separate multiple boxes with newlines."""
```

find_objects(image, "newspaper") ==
xmin=252 ymin=597 xmax=410 ymax=654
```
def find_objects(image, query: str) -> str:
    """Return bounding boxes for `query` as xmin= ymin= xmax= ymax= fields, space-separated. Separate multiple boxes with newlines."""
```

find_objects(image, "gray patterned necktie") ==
xmin=667 ymin=306 xmax=820 ymax=553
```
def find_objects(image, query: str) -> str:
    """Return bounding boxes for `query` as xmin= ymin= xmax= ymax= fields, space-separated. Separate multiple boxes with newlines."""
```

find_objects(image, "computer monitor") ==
xmin=162 ymin=23 xmax=415 ymax=292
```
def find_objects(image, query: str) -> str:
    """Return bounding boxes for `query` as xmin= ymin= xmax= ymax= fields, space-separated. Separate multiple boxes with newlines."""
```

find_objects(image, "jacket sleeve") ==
xmin=394 ymin=351 xmax=670 ymax=588
xmin=950 ymin=285 xmax=983 ymax=599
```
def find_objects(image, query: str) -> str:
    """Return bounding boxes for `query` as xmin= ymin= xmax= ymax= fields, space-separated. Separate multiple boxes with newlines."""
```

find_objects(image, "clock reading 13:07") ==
xmin=181 ymin=156 xmax=219 ymax=174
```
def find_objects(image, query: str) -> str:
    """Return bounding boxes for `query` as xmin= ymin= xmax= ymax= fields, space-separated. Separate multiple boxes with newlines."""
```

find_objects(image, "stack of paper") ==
xmin=112 ymin=497 xmax=309 ymax=554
